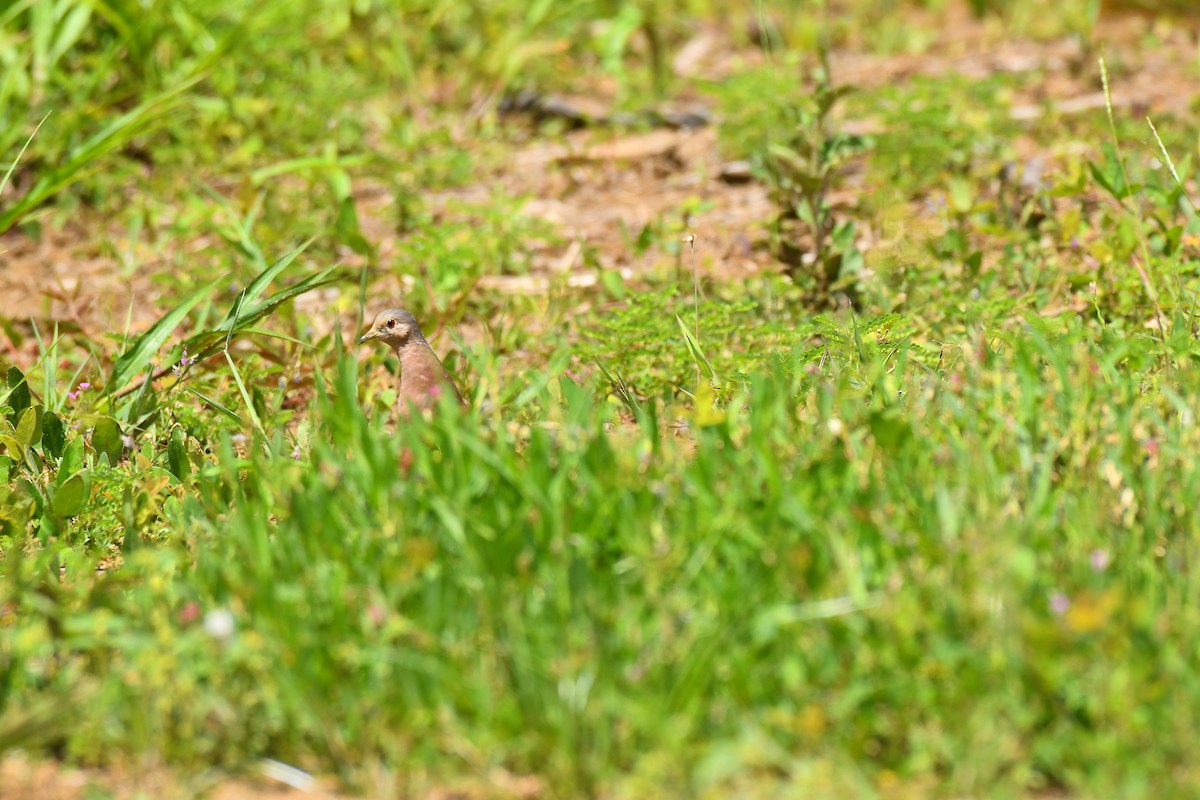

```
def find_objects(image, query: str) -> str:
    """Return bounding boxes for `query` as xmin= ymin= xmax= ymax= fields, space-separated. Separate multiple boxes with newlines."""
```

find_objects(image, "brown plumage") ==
xmin=358 ymin=308 xmax=466 ymax=412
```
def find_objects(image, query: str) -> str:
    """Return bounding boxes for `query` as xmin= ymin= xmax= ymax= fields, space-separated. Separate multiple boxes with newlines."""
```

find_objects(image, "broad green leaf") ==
xmin=92 ymin=417 xmax=123 ymax=465
xmin=5 ymin=366 xmax=30 ymax=420
xmin=16 ymin=477 xmax=43 ymax=518
xmin=15 ymin=405 xmax=40 ymax=450
xmin=41 ymin=412 xmax=66 ymax=459
xmin=167 ymin=428 xmax=191 ymax=482
xmin=58 ymin=436 xmax=84 ymax=482
xmin=0 ymin=437 xmax=20 ymax=462
xmin=948 ymin=176 xmax=975 ymax=214
xmin=107 ymin=277 xmax=221 ymax=395
xmin=51 ymin=471 xmax=90 ymax=519
xmin=692 ymin=380 xmax=726 ymax=427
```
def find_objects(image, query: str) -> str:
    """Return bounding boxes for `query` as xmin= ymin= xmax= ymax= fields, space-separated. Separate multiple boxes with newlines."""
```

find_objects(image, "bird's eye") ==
xmin=387 ymin=319 xmax=396 ymax=328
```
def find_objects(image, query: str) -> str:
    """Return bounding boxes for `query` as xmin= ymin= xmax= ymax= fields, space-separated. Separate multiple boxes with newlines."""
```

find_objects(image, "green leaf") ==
xmin=17 ymin=477 xmax=43 ymax=518
xmin=0 ymin=112 xmax=50 ymax=199
xmin=107 ymin=277 xmax=221 ymax=395
xmin=6 ymin=367 xmax=30 ymax=420
xmin=41 ymin=412 xmax=66 ymax=459
xmin=92 ymin=418 xmax=123 ymax=465
xmin=230 ymin=266 xmax=341 ymax=332
xmin=167 ymin=428 xmax=191 ymax=482
xmin=850 ymin=311 xmax=867 ymax=365
xmin=0 ymin=455 xmax=9 ymax=483
xmin=184 ymin=387 xmax=245 ymax=426
xmin=867 ymin=410 xmax=912 ymax=450
xmin=676 ymin=315 xmax=720 ymax=387
xmin=1089 ymin=143 xmax=1130 ymax=201
xmin=121 ymin=485 xmax=140 ymax=552
xmin=224 ymin=239 xmax=315 ymax=325
xmin=335 ymin=195 xmax=373 ymax=255
xmin=0 ymin=436 xmax=22 ymax=462
xmin=15 ymin=406 xmax=40 ymax=450
xmin=51 ymin=471 xmax=90 ymax=519
xmin=948 ymin=176 xmax=975 ymax=214
xmin=58 ymin=436 xmax=84 ymax=482
xmin=181 ymin=266 xmax=341 ymax=362
xmin=128 ymin=380 xmax=160 ymax=428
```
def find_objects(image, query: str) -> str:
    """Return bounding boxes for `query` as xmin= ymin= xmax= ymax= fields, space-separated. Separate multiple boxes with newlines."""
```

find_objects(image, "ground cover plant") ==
xmin=4 ymin=0 xmax=1200 ymax=798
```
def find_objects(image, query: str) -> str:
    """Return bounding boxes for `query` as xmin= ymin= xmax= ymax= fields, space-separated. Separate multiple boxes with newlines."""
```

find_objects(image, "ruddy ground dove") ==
xmin=358 ymin=308 xmax=466 ymax=412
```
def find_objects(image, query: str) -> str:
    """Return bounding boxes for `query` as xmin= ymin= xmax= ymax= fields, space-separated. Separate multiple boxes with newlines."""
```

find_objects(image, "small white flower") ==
xmin=827 ymin=418 xmax=845 ymax=436
xmin=204 ymin=608 xmax=236 ymax=640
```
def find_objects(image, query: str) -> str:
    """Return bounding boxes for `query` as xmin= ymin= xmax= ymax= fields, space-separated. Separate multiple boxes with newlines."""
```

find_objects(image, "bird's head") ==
xmin=358 ymin=308 xmax=424 ymax=349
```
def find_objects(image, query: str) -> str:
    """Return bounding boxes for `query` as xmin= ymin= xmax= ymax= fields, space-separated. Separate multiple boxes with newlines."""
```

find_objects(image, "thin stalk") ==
xmin=1099 ymin=55 xmax=1167 ymax=341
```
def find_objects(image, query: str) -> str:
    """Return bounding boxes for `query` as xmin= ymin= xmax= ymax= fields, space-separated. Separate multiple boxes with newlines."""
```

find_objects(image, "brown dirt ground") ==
xmin=3 ymin=6 xmax=1197 ymax=358
xmin=0 ymin=753 xmax=543 ymax=800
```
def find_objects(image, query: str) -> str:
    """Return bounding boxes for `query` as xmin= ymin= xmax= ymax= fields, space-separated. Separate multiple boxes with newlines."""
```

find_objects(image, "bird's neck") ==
xmin=394 ymin=339 xmax=443 ymax=391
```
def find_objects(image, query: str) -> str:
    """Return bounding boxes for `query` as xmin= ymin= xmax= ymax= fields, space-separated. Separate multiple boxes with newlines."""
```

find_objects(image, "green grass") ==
xmin=5 ymin=1 xmax=1200 ymax=798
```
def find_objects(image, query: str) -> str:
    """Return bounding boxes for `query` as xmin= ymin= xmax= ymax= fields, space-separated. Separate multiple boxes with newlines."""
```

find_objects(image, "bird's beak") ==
xmin=357 ymin=330 xmax=377 ymax=344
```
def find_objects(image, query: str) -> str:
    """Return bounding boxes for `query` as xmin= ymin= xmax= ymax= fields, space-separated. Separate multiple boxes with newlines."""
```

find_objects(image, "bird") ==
xmin=357 ymin=308 xmax=466 ymax=412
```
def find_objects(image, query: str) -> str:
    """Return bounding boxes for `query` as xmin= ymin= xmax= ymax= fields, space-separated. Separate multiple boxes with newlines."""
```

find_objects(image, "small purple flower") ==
xmin=1050 ymin=593 xmax=1070 ymax=616
xmin=1090 ymin=549 xmax=1110 ymax=572
xmin=67 ymin=381 xmax=91 ymax=402
xmin=172 ymin=347 xmax=193 ymax=378
xmin=77 ymin=382 xmax=91 ymax=390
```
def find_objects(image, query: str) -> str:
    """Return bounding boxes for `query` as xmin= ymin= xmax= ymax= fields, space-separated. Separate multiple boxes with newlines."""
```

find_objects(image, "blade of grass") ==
xmin=0 ymin=75 xmax=203 ymax=234
xmin=106 ymin=277 xmax=221 ymax=397
xmin=221 ymin=296 xmax=269 ymax=447
xmin=676 ymin=314 xmax=719 ymax=387
xmin=1147 ymin=115 xmax=1198 ymax=218
xmin=0 ymin=111 xmax=50 ymax=198
xmin=1098 ymin=55 xmax=1166 ymax=338
xmin=182 ymin=266 xmax=342 ymax=361
xmin=233 ymin=238 xmax=317 ymax=313
xmin=224 ymin=351 xmax=268 ymax=443
xmin=184 ymin=386 xmax=245 ymax=427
